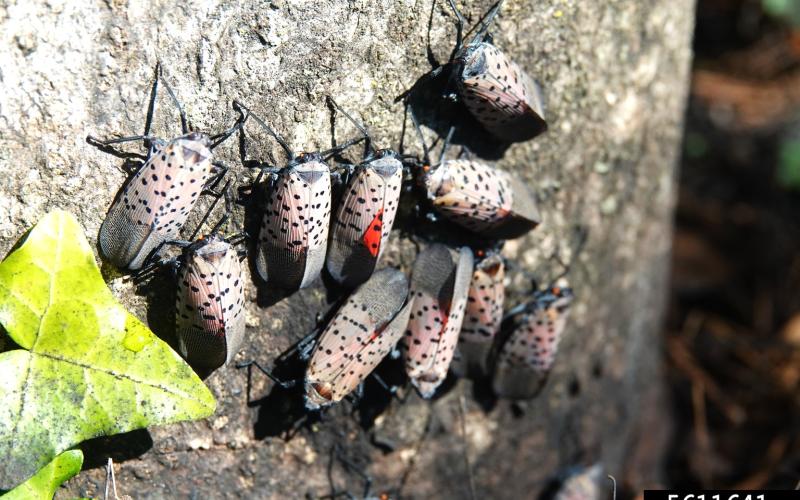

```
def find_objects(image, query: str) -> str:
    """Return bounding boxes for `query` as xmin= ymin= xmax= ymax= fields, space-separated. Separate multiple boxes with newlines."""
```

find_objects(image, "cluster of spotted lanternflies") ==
xmin=89 ymin=0 xmax=575 ymax=412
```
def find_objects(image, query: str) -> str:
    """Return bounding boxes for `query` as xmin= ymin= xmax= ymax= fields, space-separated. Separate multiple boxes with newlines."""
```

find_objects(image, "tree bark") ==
xmin=0 ymin=0 xmax=694 ymax=498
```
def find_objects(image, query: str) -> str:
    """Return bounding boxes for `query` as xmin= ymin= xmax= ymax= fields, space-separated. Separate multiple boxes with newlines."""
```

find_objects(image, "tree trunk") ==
xmin=0 ymin=0 xmax=693 ymax=498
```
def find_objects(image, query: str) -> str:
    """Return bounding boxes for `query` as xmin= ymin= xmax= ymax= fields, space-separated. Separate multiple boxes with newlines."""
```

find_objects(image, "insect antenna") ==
xmin=326 ymin=96 xmax=374 ymax=159
xmin=156 ymin=63 xmax=189 ymax=135
xmin=143 ymin=63 xmax=161 ymax=141
xmin=427 ymin=0 xmax=442 ymax=67
xmin=446 ymin=0 xmax=467 ymax=60
xmin=463 ymin=0 xmax=505 ymax=46
xmin=233 ymin=100 xmax=295 ymax=161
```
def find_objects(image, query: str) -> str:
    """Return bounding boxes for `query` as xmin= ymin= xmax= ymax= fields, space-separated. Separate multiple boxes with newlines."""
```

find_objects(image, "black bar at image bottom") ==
xmin=644 ymin=492 xmax=800 ymax=500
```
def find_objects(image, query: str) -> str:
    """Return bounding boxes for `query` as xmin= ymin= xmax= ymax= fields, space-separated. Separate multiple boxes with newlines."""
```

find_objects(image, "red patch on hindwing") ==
xmin=362 ymin=208 xmax=384 ymax=257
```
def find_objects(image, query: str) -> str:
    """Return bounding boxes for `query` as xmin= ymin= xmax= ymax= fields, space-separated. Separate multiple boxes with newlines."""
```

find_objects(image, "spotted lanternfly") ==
xmin=233 ymin=101 xmax=342 ymax=290
xmin=422 ymin=158 xmax=540 ymax=239
xmin=175 ymin=234 xmax=246 ymax=372
xmin=258 ymin=158 xmax=331 ymax=289
xmin=93 ymin=64 xmax=244 ymax=271
xmin=403 ymin=244 xmax=474 ymax=398
xmin=305 ymin=267 xmax=412 ymax=410
xmin=399 ymin=0 xmax=546 ymax=143
xmin=492 ymin=286 xmax=574 ymax=400
xmin=553 ymin=464 xmax=605 ymax=500
xmin=325 ymin=98 xmax=404 ymax=289
xmin=451 ymin=253 xmax=505 ymax=378
xmin=452 ymin=2 xmax=547 ymax=143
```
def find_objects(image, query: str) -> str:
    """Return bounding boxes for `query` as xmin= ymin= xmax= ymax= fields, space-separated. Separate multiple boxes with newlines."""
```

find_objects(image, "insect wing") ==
xmin=256 ymin=160 xmax=331 ymax=289
xmin=175 ymin=236 xmax=246 ymax=371
xmin=492 ymin=288 xmax=574 ymax=399
xmin=452 ymin=254 xmax=505 ymax=378
xmin=326 ymin=155 xmax=403 ymax=288
xmin=100 ymin=133 xmax=213 ymax=270
xmin=495 ymin=170 xmax=541 ymax=239
xmin=458 ymin=42 xmax=547 ymax=142
xmin=425 ymin=159 xmax=539 ymax=239
xmin=404 ymin=245 xmax=474 ymax=397
xmin=305 ymin=268 xmax=409 ymax=409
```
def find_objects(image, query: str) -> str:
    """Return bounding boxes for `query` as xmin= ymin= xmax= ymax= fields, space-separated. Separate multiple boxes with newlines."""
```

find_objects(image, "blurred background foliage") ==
xmin=665 ymin=0 xmax=800 ymax=489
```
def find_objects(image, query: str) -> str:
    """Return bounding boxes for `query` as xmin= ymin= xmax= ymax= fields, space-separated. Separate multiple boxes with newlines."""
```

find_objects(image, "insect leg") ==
xmin=227 ymin=230 xmax=249 ymax=249
xmin=236 ymin=360 xmax=298 ymax=390
xmin=85 ymin=136 xmax=150 ymax=170
xmin=370 ymin=372 xmax=403 ymax=403
xmin=545 ymin=225 xmax=589 ymax=288
xmin=320 ymin=135 xmax=366 ymax=162
xmin=437 ymin=126 xmax=456 ymax=165
xmin=408 ymin=105 xmax=431 ymax=165
xmin=86 ymin=134 xmax=155 ymax=149
xmin=608 ymin=475 xmax=617 ymax=500
xmin=103 ymin=458 xmax=121 ymax=500
xmin=458 ymin=388 xmax=477 ymax=500
xmin=209 ymin=106 xmax=249 ymax=150
xmin=329 ymin=163 xmax=355 ymax=187
xmin=141 ymin=63 xmax=162 ymax=138
xmin=502 ymin=302 xmax=528 ymax=319
xmin=190 ymin=180 xmax=231 ymax=240
xmin=204 ymin=162 xmax=229 ymax=195
xmin=394 ymin=64 xmax=445 ymax=103
xmin=315 ymin=443 xmax=376 ymax=500
xmin=130 ymin=253 xmax=181 ymax=283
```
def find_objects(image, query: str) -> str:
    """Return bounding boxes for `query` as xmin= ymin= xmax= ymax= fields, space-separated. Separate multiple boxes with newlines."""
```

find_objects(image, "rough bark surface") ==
xmin=0 ymin=0 xmax=693 ymax=498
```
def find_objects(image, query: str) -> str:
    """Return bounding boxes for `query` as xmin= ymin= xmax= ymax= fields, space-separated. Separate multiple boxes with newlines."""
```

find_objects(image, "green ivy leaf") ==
xmin=0 ymin=211 xmax=216 ymax=490
xmin=2 ymin=450 xmax=83 ymax=500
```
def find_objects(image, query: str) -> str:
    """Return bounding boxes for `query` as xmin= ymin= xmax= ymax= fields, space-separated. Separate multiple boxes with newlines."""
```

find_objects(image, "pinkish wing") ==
xmin=120 ymin=136 xmax=212 ymax=237
xmin=100 ymin=135 xmax=213 ymax=269
xmin=326 ymin=158 xmax=402 ymax=287
xmin=307 ymin=268 xmax=409 ymax=403
xmin=403 ymin=292 xmax=447 ymax=375
xmin=176 ymin=242 xmax=246 ymax=369
xmin=496 ymin=302 xmax=570 ymax=373
xmin=404 ymin=247 xmax=473 ymax=396
xmin=258 ymin=162 xmax=331 ymax=288
xmin=459 ymin=44 xmax=547 ymax=142
xmin=460 ymin=256 xmax=505 ymax=343
xmin=427 ymin=159 xmax=513 ymax=232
